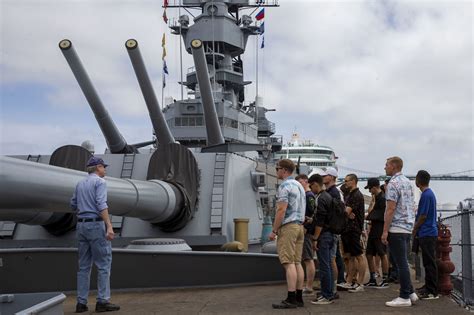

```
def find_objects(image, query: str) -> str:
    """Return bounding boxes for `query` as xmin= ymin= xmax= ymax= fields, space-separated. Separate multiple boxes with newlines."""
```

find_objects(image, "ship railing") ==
xmin=258 ymin=135 xmax=282 ymax=145
xmin=165 ymin=0 xmax=280 ymax=7
xmin=437 ymin=197 xmax=474 ymax=309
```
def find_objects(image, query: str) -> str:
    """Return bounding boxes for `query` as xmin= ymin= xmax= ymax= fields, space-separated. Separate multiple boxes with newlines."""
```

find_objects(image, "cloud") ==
xmin=1 ymin=0 xmax=473 ymax=203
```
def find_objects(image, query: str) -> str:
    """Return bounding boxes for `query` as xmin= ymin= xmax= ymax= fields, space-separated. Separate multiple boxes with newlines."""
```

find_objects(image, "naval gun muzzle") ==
xmin=190 ymin=39 xmax=225 ymax=146
xmin=125 ymin=39 xmax=175 ymax=146
xmin=0 ymin=156 xmax=185 ymax=227
xmin=59 ymin=39 xmax=135 ymax=154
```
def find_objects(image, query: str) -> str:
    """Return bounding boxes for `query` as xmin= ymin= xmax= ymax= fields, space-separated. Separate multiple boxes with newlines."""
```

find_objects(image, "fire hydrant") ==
xmin=437 ymin=223 xmax=455 ymax=295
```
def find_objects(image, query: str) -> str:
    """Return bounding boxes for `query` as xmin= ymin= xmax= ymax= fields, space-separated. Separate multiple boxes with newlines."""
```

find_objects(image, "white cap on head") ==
xmin=321 ymin=167 xmax=338 ymax=178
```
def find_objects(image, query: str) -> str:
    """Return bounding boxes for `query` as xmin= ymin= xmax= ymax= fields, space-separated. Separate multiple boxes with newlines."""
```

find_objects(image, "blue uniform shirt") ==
xmin=416 ymin=188 xmax=438 ymax=237
xmin=71 ymin=173 xmax=108 ymax=218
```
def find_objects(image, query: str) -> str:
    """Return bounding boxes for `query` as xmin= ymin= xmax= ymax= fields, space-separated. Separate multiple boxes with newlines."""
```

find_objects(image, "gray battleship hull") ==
xmin=0 ymin=248 xmax=284 ymax=293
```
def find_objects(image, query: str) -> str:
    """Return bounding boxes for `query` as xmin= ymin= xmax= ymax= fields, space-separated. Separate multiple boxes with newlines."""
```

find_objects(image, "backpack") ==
xmin=327 ymin=197 xmax=347 ymax=234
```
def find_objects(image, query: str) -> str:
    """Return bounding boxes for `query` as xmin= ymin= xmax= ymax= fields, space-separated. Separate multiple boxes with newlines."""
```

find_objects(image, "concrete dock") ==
xmin=62 ymin=281 xmax=470 ymax=314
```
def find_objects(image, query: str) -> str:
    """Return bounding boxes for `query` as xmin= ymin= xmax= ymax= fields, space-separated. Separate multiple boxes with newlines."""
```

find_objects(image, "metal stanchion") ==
xmin=460 ymin=199 xmax=473 ymax=306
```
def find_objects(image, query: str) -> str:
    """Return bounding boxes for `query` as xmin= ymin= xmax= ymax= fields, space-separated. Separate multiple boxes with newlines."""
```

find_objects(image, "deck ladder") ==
xmin=210 ymin=153 xmax=226 ymax=235
xmin=112 ymin=153 xmax=137 ymax=233
xmin=120 ymin=154 xmax=136 ymax=179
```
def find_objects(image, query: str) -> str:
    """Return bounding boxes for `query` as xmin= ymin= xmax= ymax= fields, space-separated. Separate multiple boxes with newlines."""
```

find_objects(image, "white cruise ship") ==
xmin=274 ymin=132 xmax=337 ymax=174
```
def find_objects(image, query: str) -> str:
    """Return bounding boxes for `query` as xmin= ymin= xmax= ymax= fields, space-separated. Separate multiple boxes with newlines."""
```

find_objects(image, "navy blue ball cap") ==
xmin=86 ymin=156 xmax=109 ymax=167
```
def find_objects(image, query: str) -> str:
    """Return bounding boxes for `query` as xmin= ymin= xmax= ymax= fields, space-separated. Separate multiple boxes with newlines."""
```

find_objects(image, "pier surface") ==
xmin=62 ymin=281 xmax=469 ymax=314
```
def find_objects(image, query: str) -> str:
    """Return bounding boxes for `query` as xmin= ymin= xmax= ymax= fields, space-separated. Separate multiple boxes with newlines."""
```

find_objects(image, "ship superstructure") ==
xmin=163 ymin=0 xmax=280 ymax=149
xmin=275 ymin=132 xmax=337 ymax=174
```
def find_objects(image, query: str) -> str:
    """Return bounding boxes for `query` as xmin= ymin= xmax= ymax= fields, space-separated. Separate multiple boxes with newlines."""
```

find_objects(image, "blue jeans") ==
xmin=317 ymin=231 xmax=335 ymax=299
xmin=389 ymin=249 xmax=399 ymax=280
xmin=388 ymin=233 xmax=414 ymax=299
xmin=77 ymin=221 xmax=112 ymax=305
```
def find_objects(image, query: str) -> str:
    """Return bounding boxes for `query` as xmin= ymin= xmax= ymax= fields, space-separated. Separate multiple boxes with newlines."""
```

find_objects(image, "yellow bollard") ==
xmin=233 ymin=218 xmax=250 ymax=252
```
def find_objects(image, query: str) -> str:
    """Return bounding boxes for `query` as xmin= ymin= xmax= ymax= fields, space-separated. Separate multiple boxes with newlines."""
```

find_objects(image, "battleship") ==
xmin=0 ymin=0 xmax=286 ymax=302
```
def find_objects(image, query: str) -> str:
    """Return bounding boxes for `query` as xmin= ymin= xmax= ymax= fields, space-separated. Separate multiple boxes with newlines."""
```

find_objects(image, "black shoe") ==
xmin=375 ymin=280 xmax=389 ymax=289
xmin=95 ymin=302 xmax=120 ymax=312
xmin=386 ymin=277 xmax=398 ymax=284
xmin=75 ymin=303 xmax=88 ymax=313
xmin=272 ymin=299 xmax=297 ymax=309
xmin=416 ymin=285 xmax=426 ymax=292
xmin=296 ymin=300 xmax=304 ymax=307
xmin=363 ymin=280 xmax=377 ymax=288
xmin=331 ymin=292 xmax=340 ymax=300
xmin=418 ymin=291 xmax=439 ymax=300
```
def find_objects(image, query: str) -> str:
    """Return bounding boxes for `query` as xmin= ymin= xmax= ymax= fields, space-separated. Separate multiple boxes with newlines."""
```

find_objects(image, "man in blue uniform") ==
xmin=71 ymin=156 xmax=120 ymax=313
xmin=413 ymin=170 xmax=439 ymax=300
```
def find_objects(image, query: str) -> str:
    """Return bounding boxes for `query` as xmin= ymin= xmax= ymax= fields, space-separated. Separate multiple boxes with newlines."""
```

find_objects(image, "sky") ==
xmin=1 ymin=0 xmax=473 ymax=204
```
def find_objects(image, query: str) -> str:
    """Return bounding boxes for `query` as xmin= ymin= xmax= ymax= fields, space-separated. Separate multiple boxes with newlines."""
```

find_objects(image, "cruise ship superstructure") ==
xmin=275 ymin=132 xmax=337 ymax=174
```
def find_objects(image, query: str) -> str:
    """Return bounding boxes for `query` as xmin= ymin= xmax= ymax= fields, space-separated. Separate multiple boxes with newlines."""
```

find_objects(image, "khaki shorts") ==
xmin=277 ymin=223 xmax=304 ymax=264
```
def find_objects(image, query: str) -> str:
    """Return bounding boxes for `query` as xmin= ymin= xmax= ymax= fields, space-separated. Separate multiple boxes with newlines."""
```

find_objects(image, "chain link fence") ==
xmin=440 ymin=197 xmax=473 ymax=308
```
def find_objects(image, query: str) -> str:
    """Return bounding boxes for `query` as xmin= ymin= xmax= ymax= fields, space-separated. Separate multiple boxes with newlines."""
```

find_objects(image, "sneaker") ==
xmin=375 ymin=280 xmax=389 ymax=289
xmin=331 ymin=292 xmax=340 ymax=300
xmin=348 ymin=284 xmax=365 ymax=293
xmin=364 ymin=280 xmax=378 ymax=288
xmin=409 ymin=293 xmax=419 ymax=304
xmin=302 ymin=288 xmax=314 ymax=296
xmin=418 ymin=291 xmax=439 ymax=300
xmin=386 ymin=277 xmax=398 ymax=283
xmin=385 ymin=297 xmax=412 ymax=307
xmin=95 ymin=302 xmax=120 ymax=312
xmin=272 ymin=299 xmax=297 ymax=309
xmin=416 ymin=285 xmax=426 ymax=292
xmin=311 ymin=296 xmax=334 ymax=305
xmin=75 ymin=303 xmax=88 ymax=313
xmin=337 ymin=282 xmax=355 ymax=289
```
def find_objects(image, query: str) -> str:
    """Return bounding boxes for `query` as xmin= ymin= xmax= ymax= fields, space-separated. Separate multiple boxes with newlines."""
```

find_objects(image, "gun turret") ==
xmin=125 ymin=39 xmax=175 ymax=146
xmin=0 ymin=156 xmax=186 ymax=228
xmin=190 ymin=39 xmax=225 ymax=146
xmin=59 ymin=39 xmax=135 ymax=154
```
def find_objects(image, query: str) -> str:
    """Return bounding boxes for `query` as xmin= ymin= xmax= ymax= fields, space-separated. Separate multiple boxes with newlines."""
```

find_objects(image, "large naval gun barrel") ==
xmin=59 ymin=39 xmax=135 ymax=154
xmin=190 ymin=39 xmax=225 ymax=146
xmin=125 ymin=39 xmax=175 ymax=145
xmin=0 ymin=156 xmax=184 ymax=226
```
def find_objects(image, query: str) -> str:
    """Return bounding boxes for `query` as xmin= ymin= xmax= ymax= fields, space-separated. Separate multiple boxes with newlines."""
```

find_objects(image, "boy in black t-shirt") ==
xmin=340 ymin=174 xmax=368 ymax=292
xmin=364 ymin=178 xmax=390 ymax=288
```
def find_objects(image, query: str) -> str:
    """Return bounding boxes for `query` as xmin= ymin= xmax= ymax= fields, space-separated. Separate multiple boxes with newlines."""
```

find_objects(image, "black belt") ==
xmin=77 ymin=217 xmax=103 ymax=222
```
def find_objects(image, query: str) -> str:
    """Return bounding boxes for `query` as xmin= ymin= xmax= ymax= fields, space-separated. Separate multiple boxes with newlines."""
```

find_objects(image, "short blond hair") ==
xmin=387 ymin=156 xmax=403 ymax=170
